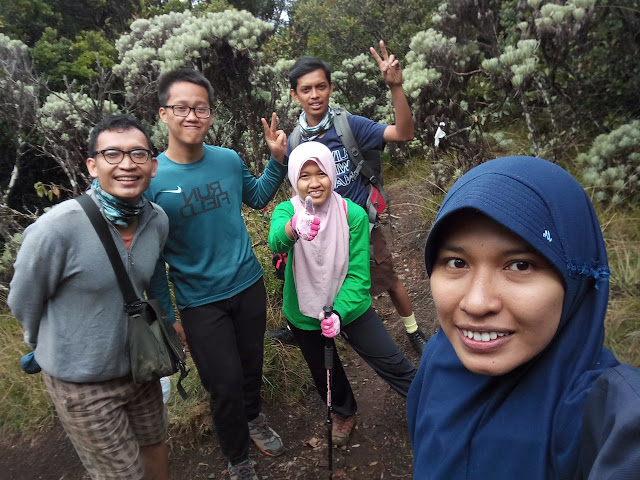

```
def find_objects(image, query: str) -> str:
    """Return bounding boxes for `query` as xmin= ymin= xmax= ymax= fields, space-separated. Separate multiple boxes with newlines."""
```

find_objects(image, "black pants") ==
xmin=289 ymin=306 xmax=416 ymax=417
xmin=180 ymin=278 xmax=267 ymax=465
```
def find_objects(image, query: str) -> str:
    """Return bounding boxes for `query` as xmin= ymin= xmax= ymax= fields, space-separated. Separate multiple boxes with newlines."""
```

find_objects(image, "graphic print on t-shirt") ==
xmin=177 ymin=180 xmax=230 ymax=218
xmin=335 ymin=147 xmax=359 ymax=190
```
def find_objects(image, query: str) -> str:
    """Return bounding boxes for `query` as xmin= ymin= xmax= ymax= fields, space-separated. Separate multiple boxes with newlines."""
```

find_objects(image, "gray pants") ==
xmin=289 ymin=306 xmax=416 ymax=417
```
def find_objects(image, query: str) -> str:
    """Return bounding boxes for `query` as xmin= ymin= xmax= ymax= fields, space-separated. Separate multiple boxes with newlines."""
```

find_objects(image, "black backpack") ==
xmin=289 ymin=107 xmax=389 ymax=224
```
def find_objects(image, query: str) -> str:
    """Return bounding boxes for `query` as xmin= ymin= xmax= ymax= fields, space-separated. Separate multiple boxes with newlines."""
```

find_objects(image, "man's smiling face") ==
xmin=291 ymin=68 xmax=334 ymax=127
xmin=159 ymin=81 xmax=214 ymax=148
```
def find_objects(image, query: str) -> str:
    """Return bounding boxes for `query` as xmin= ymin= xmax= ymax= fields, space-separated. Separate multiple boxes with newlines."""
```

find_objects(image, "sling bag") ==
xmin=290 ymin=107 xmax=389 ymax=224
xmin=77 ymin=194 xmax=189 ymax=399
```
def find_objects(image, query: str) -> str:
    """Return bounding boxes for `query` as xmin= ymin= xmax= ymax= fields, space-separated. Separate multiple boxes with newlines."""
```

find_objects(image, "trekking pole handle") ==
xmin=323 ymin=306 xmax=334 ymax=369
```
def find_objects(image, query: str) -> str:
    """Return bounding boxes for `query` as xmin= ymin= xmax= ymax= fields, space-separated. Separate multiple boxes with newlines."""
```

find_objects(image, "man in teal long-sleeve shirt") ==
xmin=145 ymin=69 xmax=286 ymax=480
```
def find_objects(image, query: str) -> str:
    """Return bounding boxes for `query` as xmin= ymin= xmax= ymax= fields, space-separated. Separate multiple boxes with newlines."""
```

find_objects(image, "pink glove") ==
xmin=319 ymin=311 xmax=341 ymax=338
xmin=291 ymin=196 xmax=320 ymax=241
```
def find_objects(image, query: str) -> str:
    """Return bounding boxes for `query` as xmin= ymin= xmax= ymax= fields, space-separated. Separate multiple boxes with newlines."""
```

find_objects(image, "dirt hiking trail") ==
xmin=0 ymin=184 xmax=438 ymax=480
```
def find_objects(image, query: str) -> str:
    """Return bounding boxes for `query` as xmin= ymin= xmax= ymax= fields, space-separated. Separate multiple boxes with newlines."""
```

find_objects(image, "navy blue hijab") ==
xmin=407 ymin=157 xmax=618 ymax=479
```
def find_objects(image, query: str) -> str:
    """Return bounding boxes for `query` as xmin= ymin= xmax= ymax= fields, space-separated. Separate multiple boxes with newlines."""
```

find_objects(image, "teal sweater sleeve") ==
xmin=268 ymin=198 xmax=372 ymax=330
xmin=149 ymin=255 xmax=176 ymax=323
xmin=242 ymin=155 xmax=287 ymax=208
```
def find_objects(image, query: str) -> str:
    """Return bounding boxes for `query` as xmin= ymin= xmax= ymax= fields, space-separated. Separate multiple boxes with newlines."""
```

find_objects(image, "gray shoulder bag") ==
xmin=77 ymin=194 xmax=189 ymax=399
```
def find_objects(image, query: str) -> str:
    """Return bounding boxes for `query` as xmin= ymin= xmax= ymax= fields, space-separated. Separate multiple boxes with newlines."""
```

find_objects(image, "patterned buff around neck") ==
xmin=92 ymin=179 xmax=144 ymax=226
xmin=299 ymin=106 xmax=335 ymax=140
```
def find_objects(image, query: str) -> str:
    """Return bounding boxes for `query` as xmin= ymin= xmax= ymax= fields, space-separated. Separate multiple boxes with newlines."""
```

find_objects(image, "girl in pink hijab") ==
xmin=268 ymin=141 xmax=415 ymax=448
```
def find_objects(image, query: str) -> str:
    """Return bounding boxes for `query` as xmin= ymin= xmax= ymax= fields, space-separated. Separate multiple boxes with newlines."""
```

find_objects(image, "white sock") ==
xmin=402 ymin=313 xmax=418 ymax=334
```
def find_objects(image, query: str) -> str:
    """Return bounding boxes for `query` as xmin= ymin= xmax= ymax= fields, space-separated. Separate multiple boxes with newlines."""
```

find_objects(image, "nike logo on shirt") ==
xmin=160 ymin=187 xmax=182 ymax=194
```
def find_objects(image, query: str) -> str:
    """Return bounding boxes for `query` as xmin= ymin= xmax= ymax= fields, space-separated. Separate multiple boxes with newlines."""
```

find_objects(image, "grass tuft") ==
xmin=599 ymin=203 xmax=640 ymax=367
xmin=0 ymin=309 xmax=55 ymax=439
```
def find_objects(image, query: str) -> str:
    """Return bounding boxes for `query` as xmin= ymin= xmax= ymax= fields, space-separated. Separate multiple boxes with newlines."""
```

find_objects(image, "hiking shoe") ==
xmin=228 ymin=459 xmax=258 ymax=480
xmin=248 ymin=413 xmax=284 ymax=456
xmin=408 ymin=328 xmax=429 ymax=353
xmin=265 ymin=326 xmax=297 ymax=346
xmin=332 ymin=413 xmax=356 ymax=448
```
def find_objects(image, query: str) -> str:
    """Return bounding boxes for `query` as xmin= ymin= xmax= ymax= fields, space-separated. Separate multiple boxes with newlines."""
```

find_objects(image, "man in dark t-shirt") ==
xmin=284 ymin=42 xmax=429 ymax=354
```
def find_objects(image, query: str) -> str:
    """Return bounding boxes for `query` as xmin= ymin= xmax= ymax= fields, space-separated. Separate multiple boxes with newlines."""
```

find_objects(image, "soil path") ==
xmin=0 ymin=184 xmax=437 ymax=480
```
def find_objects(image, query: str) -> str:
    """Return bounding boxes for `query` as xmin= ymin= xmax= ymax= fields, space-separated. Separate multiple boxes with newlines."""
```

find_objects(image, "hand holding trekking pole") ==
xmin=323 ymin=305 xmax=334 ymax=478
xmin=320 ymin=310 xmax=341 ymax=338
xmin=291 ymin=196 xmax=320 ymax=241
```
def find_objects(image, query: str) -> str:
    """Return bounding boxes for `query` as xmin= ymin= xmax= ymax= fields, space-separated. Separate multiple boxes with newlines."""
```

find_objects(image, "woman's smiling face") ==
xmin=296 ymin=160 xmax=332 ymax=206
xmin=430 ymin=211 xmax=565 ymax=376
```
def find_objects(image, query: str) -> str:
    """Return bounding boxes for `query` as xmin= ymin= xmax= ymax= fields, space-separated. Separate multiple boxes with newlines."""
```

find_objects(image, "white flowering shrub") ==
xmin=482 ymin=39 xmax=539 ymax=88
xmin=38 ymin=92 xmax=120 ymax=194
xmin=0 ymin=34 xmax=30 ymax=78
xmin=0 ymin=34 xmax=46 ymax=249
xmin=332 ymin=53 xmax=391 ymax=122
xmin=403 ymin=29 xmax=455 ymax=99
xmin=113 ymin=9 xmax=274 ymax=167
xmin=577 ymin=121 xmax=640 ymax=205
xmin=398 ymin=0 xmax=612 ymax=184
xmin=400 ymin=21 xmax=485 ymax=175
xmin=254 ymin=58 xmax=298 ymax=133
xmin=534 ymin=0 xmax=596 ymax=36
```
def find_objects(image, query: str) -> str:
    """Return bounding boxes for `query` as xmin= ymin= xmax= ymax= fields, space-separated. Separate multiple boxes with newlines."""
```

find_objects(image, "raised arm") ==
xmin=370 ymin=40 xmax=414 ymax=143
xmin=261 ymin=112 xmax=287 ymax=163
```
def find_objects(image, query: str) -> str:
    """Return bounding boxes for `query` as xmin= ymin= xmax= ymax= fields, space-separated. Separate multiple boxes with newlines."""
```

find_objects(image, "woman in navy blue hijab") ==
xmin=407 ymin=156 xmax=640 ymax=479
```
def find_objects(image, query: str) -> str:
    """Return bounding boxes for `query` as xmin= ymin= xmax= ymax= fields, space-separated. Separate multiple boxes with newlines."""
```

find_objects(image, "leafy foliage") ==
xmin=286 ymin=0 xmax=433 ymax=64
xmin=113 ymin=9 xmax=275 ymax=165
xmin=1 ymin=1 xmax=640 ymax=443
xmin=37 ymin=90 xmax=120 ymax=195
xmin=0 ymin=0 xmax=60 ymax=46
xmin=32 ymin=28 xmax=117 ymax=90
xmin=0 ymin=34 xmax=44 ymax=246
xmin=577 ymin=120 xmax=640 ymax=206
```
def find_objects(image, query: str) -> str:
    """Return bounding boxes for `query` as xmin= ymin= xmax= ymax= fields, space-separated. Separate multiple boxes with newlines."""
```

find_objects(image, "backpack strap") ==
xmin=290 ymin=125 xmax=302 ymax=150
xmin=334 ymin=109 xmax=386 ymax=192
xmin=333 ymin=109 xmax=390 ymax=214
xmin=292 ymin=109 xmax=389 ymax=222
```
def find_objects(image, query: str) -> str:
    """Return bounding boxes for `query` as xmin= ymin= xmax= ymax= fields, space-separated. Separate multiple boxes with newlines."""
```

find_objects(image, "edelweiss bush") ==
xmin=38 ymin=92 xmax=120 ymax=194
xmin=114 ymin=9 xmax=275 ymax=165
xmin=577 ymin=121 xmax=640 ymax=205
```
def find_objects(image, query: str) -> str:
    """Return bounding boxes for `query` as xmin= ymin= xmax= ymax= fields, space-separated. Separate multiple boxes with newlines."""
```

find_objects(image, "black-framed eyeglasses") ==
xmin=93 ymin=148 xmax=153 ymax=164
xmin=162 ymin=105 xmax=213 ymax=118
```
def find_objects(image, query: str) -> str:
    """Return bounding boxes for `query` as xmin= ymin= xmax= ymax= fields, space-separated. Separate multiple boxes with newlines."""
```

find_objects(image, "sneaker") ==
xmin=265 ymin=326 xmax=297 ymax=346
xmin=228 ymin=459 xmax=258 ymax=480
xmin=408 ymin=328 xmax=429 ymax=353
xmin=332 ymin=413 xmax=356 ymax=448
xmin=248 ymin=413 xmax=284 ymax=456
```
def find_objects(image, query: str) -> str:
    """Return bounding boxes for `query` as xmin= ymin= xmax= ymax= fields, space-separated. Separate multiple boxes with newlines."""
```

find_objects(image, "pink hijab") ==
xmin=288 ymin=142 xmax=349 ymax=318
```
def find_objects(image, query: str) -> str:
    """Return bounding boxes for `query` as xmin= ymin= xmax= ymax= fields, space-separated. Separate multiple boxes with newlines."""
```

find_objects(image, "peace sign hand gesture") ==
xmin=261 ymin=112 xmax=287 ymax=163
xmin=370 ymin=40 xmax=403 ymax=88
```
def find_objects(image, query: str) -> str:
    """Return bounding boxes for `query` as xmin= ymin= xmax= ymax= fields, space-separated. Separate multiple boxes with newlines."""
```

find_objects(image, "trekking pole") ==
xmin=323 ymin=305 xmax=334 ymax=479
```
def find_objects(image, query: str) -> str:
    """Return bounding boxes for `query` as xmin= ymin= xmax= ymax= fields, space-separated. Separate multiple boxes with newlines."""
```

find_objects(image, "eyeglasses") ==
xmin=162 ymin=105 xmax=213 ymax=118
xmin=93 ymin=148 xmax=153 ymax=164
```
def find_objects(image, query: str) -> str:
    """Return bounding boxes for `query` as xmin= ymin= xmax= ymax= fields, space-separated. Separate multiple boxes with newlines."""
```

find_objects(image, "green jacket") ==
xmin=268 ymin=198 xmax=372 ymax=330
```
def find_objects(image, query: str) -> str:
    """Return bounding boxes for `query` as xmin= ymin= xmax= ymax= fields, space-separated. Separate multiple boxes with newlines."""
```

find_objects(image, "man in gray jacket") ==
xmin=8 ymin=114 xmax=170 ymax=480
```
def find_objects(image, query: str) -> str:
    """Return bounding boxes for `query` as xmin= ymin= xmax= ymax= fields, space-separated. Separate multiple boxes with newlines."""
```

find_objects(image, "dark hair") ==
xmin=88 ymin=114 xmax=154 ymax=156
xmin=157 ymin=68 xmax=214 ymax=107
xmin=289 ymin=56 xmax=332 ymax=91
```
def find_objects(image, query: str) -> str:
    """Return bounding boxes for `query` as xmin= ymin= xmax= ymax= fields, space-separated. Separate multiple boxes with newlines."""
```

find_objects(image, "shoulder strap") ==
xmin=76 ymin=194 xmax=140 ymax=309
xmin=333 ymin=109 xmax=388 ymax=198
xmin=290 ymin=125 xmax=302 ymax=150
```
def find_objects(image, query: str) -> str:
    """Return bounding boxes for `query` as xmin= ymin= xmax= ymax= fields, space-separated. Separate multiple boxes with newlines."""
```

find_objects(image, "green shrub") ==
xmin=577 ymin=120 xmax=640 ymax=206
